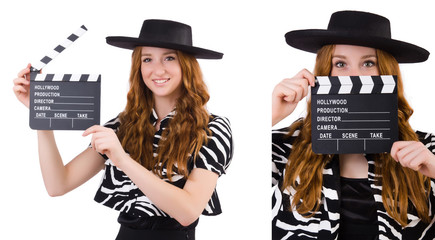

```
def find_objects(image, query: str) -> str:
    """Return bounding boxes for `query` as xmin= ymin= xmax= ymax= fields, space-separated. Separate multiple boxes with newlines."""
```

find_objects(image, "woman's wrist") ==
xmin=114 ymin=152 xmax=134 ymax=170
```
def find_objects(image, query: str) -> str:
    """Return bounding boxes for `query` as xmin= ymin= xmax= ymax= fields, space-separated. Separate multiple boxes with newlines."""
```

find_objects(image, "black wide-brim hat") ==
xmin=106 ymin=19 xmax=223 ymax=59
xmin=285 ymin=10 xmax=429 ymax=63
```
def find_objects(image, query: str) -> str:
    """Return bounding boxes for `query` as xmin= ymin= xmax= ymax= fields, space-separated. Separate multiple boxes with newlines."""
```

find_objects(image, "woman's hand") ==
xmin=272 ymin=69 xmax=315 ymax=126
xmin=83 ymin=125 xmax=127 ymax=167
xmin=13 ymin=64 xmax=32 ymax=108
xmin=391 ymin=141 xmax=435 ymax=178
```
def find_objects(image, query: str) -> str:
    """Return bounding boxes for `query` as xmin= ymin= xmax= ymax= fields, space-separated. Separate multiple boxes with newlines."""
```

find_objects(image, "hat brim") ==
xmin=106 ymin=36 xmax=223 ymax=59
xmin=285 ymin=29 xmax=429 ymax=63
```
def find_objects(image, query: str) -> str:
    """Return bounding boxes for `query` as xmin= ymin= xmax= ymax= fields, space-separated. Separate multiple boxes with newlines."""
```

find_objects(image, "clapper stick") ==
xmin=30 ymin=25 xmax=88 ymax=72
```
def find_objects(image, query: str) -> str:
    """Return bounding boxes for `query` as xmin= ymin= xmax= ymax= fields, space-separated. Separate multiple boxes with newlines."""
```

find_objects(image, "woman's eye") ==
xmin=334 ymin=62 xmax=346 ymax=68
xmin=165 ymin=56 xmax=176 ymax=61
xmin=143 ymin=58 xmax=152 ymax=63
xmin=363 ymin=61 xmax=376 ymax=67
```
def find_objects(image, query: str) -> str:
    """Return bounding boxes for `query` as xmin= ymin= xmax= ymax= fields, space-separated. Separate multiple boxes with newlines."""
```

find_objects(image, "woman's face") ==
xmin=331 ymin=45 xmax=379 ymax=76
xmin=141 ymin=46 xmax=183 ymax=103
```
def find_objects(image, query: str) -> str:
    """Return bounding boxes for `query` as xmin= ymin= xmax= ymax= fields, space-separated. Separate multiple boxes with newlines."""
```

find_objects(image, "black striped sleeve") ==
xmin=272 ymin=127 xmax=298 ymax=187
xmin=102 ymin=116 xmax=121 ymax=131
xmin=194 ymin=116 xmax=233 ymax=176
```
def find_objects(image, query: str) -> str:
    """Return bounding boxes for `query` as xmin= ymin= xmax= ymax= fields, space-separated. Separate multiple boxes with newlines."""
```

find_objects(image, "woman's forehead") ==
xmin=333 ymin=44 xmax=377 ymax=56
xmin=141 ymin=46 xmax=177 ymax=55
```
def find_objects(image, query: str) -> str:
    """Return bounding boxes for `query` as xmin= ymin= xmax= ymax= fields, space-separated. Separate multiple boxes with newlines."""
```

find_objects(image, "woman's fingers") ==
xmin=391 ymin=141 xmax=427 ymax=170
xmin=17 ymin=63 xmax=32 ymax=78
xmin=275 ymin=81 xmax=296 ymax=102
xmin=295 ymin=68 xmax=315 ymax=87
xmin=83 ymin=125 xmax=103 ymax=150
xmin=13 ymin=64 xmax=33 ymax=108
xmin=83 ymin=125 xmax=106 ymax=137
xmin=274 ymin=69 xmax=315 ymax=102
xmin=13 ymin=84 xmax=28 ymax=94
xmin=13 ymin=76 xmax=30 ymax=86
xmin=83 ymin=125 xmax=118 ymax=154
xmin=275 ymin=78 xmax=310 ymax=103
xmin=271 ymin=69 xmax=315 ymax=126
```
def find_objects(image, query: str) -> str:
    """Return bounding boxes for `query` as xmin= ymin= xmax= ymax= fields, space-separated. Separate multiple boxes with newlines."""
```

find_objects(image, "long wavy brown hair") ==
xmin=116 ymin=47 xmax=211 ymax=180
xmin=281 ymin=45 xmax=431 ymax=226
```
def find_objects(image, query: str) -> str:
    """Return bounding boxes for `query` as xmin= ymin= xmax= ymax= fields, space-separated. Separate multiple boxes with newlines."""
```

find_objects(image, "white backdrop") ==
xmin=1 ymin=0 xmax=434 ymax=239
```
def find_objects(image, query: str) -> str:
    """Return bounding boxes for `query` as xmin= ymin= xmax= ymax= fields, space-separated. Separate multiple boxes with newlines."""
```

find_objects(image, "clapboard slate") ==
xmin=311 ymin=75 xmax=398 ymax=154
xmin=29 ymin=72 xmax=101 ymax=130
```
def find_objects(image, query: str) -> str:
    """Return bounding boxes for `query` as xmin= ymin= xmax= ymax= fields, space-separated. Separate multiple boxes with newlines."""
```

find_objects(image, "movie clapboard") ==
xmin=311 ymin=75 xmax=398 ymax=154
xmin=29 ymin=25 xmax=101 ymax=130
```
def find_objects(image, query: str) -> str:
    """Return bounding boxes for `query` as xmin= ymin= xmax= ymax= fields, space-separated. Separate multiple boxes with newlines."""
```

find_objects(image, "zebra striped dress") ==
xmin=94 ymin=110 xmax=233 ymax=222
xmin=272 ymin=126 xmax=435 ymax=240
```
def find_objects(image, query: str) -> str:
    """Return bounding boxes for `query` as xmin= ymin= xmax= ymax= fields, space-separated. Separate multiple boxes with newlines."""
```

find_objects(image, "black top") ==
xmin=118 ymin=212 xmax=198 ymax=230
xmin=339 ymin=177 xmax=378 ymax=240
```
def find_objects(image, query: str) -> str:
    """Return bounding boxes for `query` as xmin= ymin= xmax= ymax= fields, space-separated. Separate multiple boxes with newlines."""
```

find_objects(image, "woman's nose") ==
xmin=154 ymin=62 xmax=166 ymax=75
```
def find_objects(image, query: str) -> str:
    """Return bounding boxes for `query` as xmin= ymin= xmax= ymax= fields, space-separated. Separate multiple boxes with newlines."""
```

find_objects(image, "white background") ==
xmin=1 ymin=0 xmax=434 ymax=239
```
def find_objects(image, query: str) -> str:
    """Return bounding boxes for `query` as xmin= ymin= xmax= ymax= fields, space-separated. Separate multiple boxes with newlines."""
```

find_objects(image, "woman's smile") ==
xmin=152 ymin=78 xmax=170 ymax=84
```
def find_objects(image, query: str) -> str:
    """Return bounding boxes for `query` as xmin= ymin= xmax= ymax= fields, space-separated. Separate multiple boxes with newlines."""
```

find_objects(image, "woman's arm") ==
xmin=119 ymin=158 xmax=217 ymax=226
xmin=13 ymin=65 xmax=105 ymax=196
xmin=84 ymin=125 xmax=219 ymax=226
xmin=38 ymin=130 xmax=105 ymax=196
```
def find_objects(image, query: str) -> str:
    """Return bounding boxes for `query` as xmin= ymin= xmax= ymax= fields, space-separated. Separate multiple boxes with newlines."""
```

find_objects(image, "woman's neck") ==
xmin=153 ymin=96 xmax=177 ymax=129
xmin=339 ymin=154 xmax=369 ymax=178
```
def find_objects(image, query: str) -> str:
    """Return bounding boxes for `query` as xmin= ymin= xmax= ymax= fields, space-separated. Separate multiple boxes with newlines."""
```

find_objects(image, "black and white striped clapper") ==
xmin=29 ymin=25 xmax=101 ymax=130
xmin=310 ymin=75 xmax=398 ymax=154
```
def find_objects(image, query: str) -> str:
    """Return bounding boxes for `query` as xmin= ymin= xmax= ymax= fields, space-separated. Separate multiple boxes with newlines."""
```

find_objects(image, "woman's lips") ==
xmin=152 ymin=78 xmax=170 ymax=84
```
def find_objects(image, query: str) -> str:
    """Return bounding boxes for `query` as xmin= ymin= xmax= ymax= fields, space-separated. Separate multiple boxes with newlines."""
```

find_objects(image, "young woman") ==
xmin=13 ymin=19 xmax=232 ymax=240
xmin=272 ymin=11 xmax=435 ymax=239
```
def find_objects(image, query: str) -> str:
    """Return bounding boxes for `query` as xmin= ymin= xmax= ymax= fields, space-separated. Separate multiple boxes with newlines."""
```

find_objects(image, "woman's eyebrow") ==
xmin=332 ymin=55 xmax=377 ymax=59
xmin=141 ymin=51 xmax=177 ymax=56
xmin=332 ymin=55 xmax=346 ymax=59
xmin=163 ymin=51 xmax=177 ymax=55
xmin=362 ymin=54 xmax=377 ymax=59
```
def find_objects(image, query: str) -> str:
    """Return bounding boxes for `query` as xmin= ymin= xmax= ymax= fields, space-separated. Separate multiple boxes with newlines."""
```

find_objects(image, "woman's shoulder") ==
xmin=101 ymin=115 xmax=121 ymax=132
xmin=209 ymin=114 xmax=230 ymax=125
xmin=208 ymin=114 xmax=232 ymax=135
xmin=206 ymin=114 xmax=232 ymax=150
xmin=272 ymin=119 xmax=303 ymax=148
xmin=272 ymin=127 xmax=293 ymax=141
xmin=416 ymin=130 xmax=435 ymax=142
xmin=194 ymin=114 xmax=233 ymax=176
